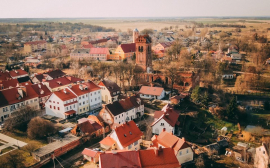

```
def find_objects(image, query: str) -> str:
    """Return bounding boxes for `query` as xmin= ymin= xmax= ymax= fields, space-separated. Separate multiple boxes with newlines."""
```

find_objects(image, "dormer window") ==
xmin=129 ymin=131 xmax=132 ymax=135
xmin=124 ymin=134 xmax=127 ymax=137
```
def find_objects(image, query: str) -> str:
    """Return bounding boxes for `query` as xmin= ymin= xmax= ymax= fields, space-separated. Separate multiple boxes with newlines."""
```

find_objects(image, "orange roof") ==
xmin=155 ymin=131 xmax=191 ymax=152
xmin=139 ymin=148 xmax=180 ymax=168
xmin=113 ymin=120 xmax=143 ymax=148
xmin=99 ymin=137 xmax=116 ymax=146
xmin=82 ymin=148 xmax=101 ymax=157
xmin=139 ymin=86 xmax=164 ymax=96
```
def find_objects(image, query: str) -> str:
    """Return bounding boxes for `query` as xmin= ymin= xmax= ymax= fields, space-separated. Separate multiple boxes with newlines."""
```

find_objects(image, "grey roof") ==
xmin=72 ymin=49 xmax=90 ymax=54
xmin=32 ymin=134 xmax=80 ymax=157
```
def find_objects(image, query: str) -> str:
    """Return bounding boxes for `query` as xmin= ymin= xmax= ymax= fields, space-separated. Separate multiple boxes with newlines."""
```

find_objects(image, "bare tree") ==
xmin=27 ymin=117 xmax=56 ymax=139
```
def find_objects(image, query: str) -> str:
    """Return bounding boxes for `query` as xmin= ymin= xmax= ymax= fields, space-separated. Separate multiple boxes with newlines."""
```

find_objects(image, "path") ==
xmin=0 ymin=133 xmax=27 ymax=147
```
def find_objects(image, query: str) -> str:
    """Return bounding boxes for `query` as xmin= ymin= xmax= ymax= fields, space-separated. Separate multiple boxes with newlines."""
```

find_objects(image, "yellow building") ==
xmin=114 ymin=43 xmax=136 ymax=60
xmin=24 ymin=40 xmax=47 ymax=53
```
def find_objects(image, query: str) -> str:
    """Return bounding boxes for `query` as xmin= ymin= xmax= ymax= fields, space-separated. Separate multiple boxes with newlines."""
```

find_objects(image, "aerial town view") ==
xmin=0 ymin=0 xmax=270 ymax=168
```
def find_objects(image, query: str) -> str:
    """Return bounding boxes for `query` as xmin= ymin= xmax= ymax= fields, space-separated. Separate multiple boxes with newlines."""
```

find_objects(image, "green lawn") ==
xmin=1 ymin=146 xmax=14 ymax=154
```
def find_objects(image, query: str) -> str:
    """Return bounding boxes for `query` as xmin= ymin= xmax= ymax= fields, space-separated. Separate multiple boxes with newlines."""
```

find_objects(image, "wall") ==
xmin=176 ymin=147 xmax=193 ymax=164
xmin=152 ymin=118 xmax=174 ymax=135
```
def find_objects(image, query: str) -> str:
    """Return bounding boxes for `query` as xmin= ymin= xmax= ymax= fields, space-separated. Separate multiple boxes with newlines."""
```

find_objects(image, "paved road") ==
xmin=0 ymin=133 xmax=27 ymax=147
xmin=42 ymin=139 xmax=101 ymax=168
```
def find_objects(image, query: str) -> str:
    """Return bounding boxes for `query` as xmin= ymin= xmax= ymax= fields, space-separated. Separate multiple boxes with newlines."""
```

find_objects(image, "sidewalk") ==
xmin=0 ymin=133 xmax=27 ymax=147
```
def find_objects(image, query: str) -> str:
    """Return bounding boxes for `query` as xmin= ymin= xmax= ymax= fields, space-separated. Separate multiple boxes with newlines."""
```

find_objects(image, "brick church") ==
xmin=133 ymin=28 xmax=152 ymax=72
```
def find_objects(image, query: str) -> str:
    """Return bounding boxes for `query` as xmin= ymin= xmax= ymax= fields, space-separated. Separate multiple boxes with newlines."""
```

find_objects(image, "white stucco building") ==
xmin=98 ymin=79 xmax=121 ymax=104
xmin=45 ymin=81 xmax=102 ymax=119
xmin=139 ymin=86 xmax=165 ymax=100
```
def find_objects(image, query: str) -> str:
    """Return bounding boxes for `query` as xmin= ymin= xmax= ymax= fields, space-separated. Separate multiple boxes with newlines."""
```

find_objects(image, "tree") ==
xmin=23 ymin=143 xmax=38 ymax=156
xmin=165 ymin=62 xmax=178 ymax=93
xmin=4 ymin=107 xmax=40 ymax=131
xmin=27 ymin=117 xmax=56 ymax=139
xmin=167 ymin=39 xmax=182 ymax=61
xmin=226 ymin=96 xmax=238 ymax=120
xmin=0 ymin=150 xmax=26 ymax=168
xmin=195 ymin=155 xmax=205 ymax=168
xmin=264 ymin=101 xmax=270 ymax=111
xmin=191 ymin=86 xmax=200 ymax=103
xmin=132 ymin=53 xmax=136 ymax=61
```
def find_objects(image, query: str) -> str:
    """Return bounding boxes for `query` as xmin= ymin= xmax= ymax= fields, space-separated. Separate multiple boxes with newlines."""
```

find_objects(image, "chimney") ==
xmin=182 ymin=137 xmax=185 ymax=141
xmin=79 ymin=84 xmax=83 ymax=90
xmin=154 ymin=147 xmax=158 ymax=156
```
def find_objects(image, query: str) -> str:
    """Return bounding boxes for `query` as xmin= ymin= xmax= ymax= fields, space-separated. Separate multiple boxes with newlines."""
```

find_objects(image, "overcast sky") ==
xmin=1 ymin=0 xmax=270 ymax=18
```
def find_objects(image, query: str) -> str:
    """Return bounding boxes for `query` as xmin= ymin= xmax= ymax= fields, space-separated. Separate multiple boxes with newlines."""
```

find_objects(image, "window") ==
xmin=161 ymin=123 xmax=164 ymax=126
xmin=83 ymin=108 xmax=85 ymax=111
xmin=80 ymin=109 xmax=82 ymax=112
xmin=124 ymin=134 xmax=127 ymax=137
xmin=58 ymin=107 xmax=60 ymax=110
xmin=79 ymin=103 xmax=81 ymax=106
xmin=128 ymin=144 xmax=132 ymax=149
xmin=74 ymin=105 xmax=75 ymax=108
xmin=179 ymin=151 xmax=182 ymax=155
xmin=129 ymin=131 xmax=132 ymax=135
xmin=50 ymin=105 xmax=52 ymax=109
xmin=54 ymin=106 xmax=56 ymax=109
xmin=57 ymin=102 xmax=59 ymax=104
xmin=134 ymin=140 xmax=138 ymax=146
xmin=53 ymin=101 xmax=55 ymax=103
xmin=34 ymin=99 xmax=37 ymax=102
xmin=82 ymin=96 xmax=84 ymax=98
xmin=263 ymin=151 xmax=265 ymax=154
xmin=186 ymin=149 xmax=189 ymax=153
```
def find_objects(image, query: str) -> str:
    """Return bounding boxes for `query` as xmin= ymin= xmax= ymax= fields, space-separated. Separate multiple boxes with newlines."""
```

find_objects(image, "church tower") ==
xmin=135 ymin=34 xmax=152 ymax=71
xmin=133 ymin=28 xmax=139 ymax=43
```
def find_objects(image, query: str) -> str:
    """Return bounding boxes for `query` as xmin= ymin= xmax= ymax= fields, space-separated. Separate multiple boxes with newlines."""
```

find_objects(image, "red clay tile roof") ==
xmin=120 ymin=43 xmax=136 ymax=53
xmin=0 ymin=79 xmax=19 ymax=89
xmin=53 ymin=88 xmax=77 ymax=101
xmin=0 ymin=71 xmax=11 ymax=81
xmin=72 ymin=117 xmax=103 ymax=135
xmin=89 ymin=39 xmax=108 ymax=45
xmin=68 ymin=81 xmax=100 ymax=96
xmin=89 ymin=48 xmax=109 ymax=54
xmin=139 ymin=86 xmax=164 ymax=96
xmin=64 ymin=110 xmax=76 ymax=115
xmin=155 ymin=131 xmax=190 ymax=152
xmin=139 ymin=148 xmax=180 ymax=168
xmin=99 ymin=137 xmax=116 ymax=146
xmin=119 ymin=96 xmax=141 ymax=111
xmin=46 ymin=77 xmax=79 ymax=89
xmin=9 ymin=69 xmax=28 ymax=78
xmin=82 ymin=44 xmax=93 ymax=49
xmin=82 ymin=148 xmax=101 ymax=157
xmin=153 ymin=111 xmax=164 ymax=119
xmin=31 ymin=83 xmax=51 ymax=98
xmin=152 ymin=108 xmax=180 ymax=127
xmin=33 ymin=74 xmax=44 ymax=82
xmin=24 ymin=40 xmax=46 ymax=45
xmin=113 ymin=120 xmax=143 ymax=148
xmin=99 ymin=150 xmax=141 ymax=168
xmin=1 ymin=85 xmax=39 ymax=105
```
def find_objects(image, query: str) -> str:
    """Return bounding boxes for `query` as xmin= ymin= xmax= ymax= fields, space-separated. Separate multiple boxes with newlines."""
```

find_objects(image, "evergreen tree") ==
xmin=227 ymin=96 xmax=238 ymax=120
xmin=191 ymin=86 xmax=200 ymax=103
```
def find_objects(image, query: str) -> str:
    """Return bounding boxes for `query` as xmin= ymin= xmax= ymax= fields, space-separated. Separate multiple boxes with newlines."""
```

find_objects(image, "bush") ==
xmin=27 ymin=117 xmax=56 ymax=139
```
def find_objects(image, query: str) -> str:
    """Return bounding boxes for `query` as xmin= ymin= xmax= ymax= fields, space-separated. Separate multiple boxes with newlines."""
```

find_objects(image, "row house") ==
xmin=24 ymin=40 xmax=47 ymax=53
xmin=100 ymin=121 xmax=143 ymax=151
xmin=99 ymin=95 xmax=144 ymax=125
xmin=0 ymin=85 xmax=40 ymax=122
xmin=45 ymin=81 xmax=102 ymax=119
xmin=44 ymin=76 xmax=84 ymax=92
xmin=98 ymin=79 xmax=121 ymax=104
xmin=30 ymin=83 xmax=52 ymax=108
xmin=32 ymin=69 xmax=66 ymax=83
xmin=8 ymin=69 xmax=29 ymax=79
xmin=70 ymin=48 xmax=109 ymax=61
